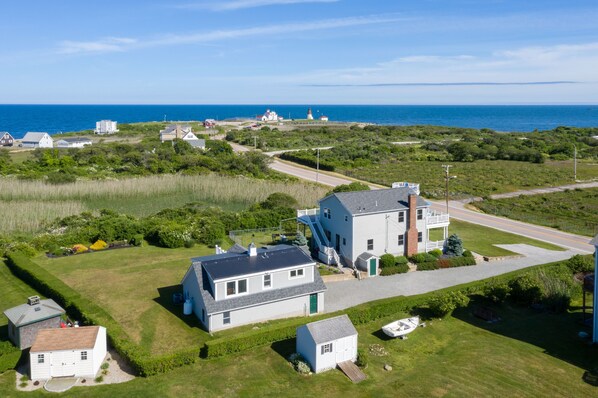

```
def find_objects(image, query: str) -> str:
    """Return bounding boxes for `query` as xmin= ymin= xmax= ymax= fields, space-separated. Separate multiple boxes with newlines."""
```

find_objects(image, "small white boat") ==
xmin=382 ymin=316 xmax=420 ymax=338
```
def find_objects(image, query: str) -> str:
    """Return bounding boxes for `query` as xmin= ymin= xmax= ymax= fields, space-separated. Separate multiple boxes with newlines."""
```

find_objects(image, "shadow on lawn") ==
xmin=270 ymin=338 xmax=296 ymax=361
xmin=452 ymin=296 xmax=598 ymax=386
xmin=153 ymin=285 xmax=204 ymax=330
xmin=0 ymin=324 xmax=9 ymax=343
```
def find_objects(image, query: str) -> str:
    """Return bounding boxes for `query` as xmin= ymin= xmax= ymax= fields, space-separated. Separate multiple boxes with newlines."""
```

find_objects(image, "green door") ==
xmin=309 ymin=294 xmax=318 ymax=314
xmin=369 ymin=258 xmax=377 ymax=276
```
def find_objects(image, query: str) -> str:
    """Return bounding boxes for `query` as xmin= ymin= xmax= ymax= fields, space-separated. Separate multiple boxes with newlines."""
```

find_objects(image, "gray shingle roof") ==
xmin=302 ymin=314 xmax=357 ymax=344
xmin=22 ymin=132 xmax=50 ymax=143
xmin=198 ymin=245 xmax=315 ymax=281
xmin=357 ymin=252 xmax=377 ymax=261
xmin=3 ymin=299 xmax=65 ymax=327
xmin=187 ymin=139 xmax=206 ymax=148
xmin=321 ymin=187 xmax=429 ymax=216
xmin=189 ymin=260 xmax=326 ymax=314
xmin=58 ymin=137 xmax=92 ymax=144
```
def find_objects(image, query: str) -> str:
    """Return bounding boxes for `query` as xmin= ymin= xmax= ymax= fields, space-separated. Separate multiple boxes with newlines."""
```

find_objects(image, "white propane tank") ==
xmin=183 ymin=299 xmax=193 ymax=315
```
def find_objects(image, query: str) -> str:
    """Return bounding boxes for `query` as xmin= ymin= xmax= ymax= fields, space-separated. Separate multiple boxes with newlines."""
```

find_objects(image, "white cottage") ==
xmin=296 ymin=314 xmax=358 ymax=373
xmin=29 ymin=326 xmax=107 ymax=380
xmin=55 ymin=137 xmax=93 ymax=148
xmin=21 ymin=132 xmax=53 ymax=148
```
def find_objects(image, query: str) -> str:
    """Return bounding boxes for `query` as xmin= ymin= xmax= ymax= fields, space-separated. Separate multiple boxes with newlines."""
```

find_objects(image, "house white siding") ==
xmin=22 ymin=133 xmax=53 ymax=148
xmin=319 ymin=197 xmax=353 ymax=261
xmin=91 ymin=327 xmax=107 ymax=376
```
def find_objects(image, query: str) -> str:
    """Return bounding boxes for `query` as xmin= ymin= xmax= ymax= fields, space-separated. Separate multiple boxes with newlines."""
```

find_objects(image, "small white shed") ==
xmin=356 ymin=252 xmax=379 ymax=277
xmin=29 ymin=326 xmax=107 ymax=380
xmin=296 ymin=314 xmax=358 ymax=373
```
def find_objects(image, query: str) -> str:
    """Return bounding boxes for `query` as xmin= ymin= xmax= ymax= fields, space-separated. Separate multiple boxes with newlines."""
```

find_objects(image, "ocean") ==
xmin=1 ymin=104 xmax=597 ymax=139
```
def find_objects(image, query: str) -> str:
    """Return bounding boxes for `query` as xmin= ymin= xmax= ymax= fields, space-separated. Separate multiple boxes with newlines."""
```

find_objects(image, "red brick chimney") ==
xmin=406 ymin=194 xmax=419 ymax=256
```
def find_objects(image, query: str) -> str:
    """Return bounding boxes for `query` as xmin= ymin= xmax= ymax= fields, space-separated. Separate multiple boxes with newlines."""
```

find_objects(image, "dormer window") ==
xmin=263 ymin=274 xmax=272 ymax=289
xmin=290 ymin=268 xmax=304 ymax=279
xmin=226 ymin=279 xmax=248 ymax=297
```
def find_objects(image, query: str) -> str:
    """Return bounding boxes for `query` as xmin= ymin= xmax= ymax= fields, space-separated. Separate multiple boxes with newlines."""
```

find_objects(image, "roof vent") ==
xmin=248 ymin=242 xmax=257 ymax=257
xmin=28 ymin=296 xmax=40 ymax=306
xmin=34 ymin=307 xmax=41 ymax=312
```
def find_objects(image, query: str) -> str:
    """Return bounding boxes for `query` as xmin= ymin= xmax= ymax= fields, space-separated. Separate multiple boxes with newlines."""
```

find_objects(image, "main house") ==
xmin=181 ymin=244 xmax=326 ymax=332
xmin=55 ymin=137 xmax=93 ymax=149
xmin=298 ymin=184 xmax=449 ymax=275
xmin=159 ymin=124 xmax=205 ymax=149
xmin=0 ymin=132 xmax=14 ymax=146
xmin=21 ymin=132 xmax=53 ymax=148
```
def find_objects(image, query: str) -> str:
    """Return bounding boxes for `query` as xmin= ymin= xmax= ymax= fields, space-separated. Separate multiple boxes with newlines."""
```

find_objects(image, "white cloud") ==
xmin=56 ymin=14 xmax=401 ymax=54
xmin=178 ymin=0 xmax=339 ymax=12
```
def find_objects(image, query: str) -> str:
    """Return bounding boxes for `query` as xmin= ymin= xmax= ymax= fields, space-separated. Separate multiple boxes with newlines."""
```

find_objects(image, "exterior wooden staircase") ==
xmin=337 ymin=360 xmax=367 ymax=383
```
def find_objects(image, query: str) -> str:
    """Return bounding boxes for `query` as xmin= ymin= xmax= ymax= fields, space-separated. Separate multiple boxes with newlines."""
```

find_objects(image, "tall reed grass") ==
xmin=0 ymin=201 xmax=85 ymax=233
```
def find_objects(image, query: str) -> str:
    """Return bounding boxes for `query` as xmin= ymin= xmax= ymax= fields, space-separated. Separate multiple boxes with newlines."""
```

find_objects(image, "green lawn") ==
xmin=33 ymin=245 xmax=215 ymax=355
xmin=429 ymin=219 xmax=564 ymax=257
xmin=1 ymin=300 xmax=595 ymax=397
xmin=474 ymin=188 xmax=598 ymax=237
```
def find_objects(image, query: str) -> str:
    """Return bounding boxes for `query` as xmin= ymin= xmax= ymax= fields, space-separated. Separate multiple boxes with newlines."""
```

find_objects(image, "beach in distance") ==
xmin=1 ymin=104 xmax=597 ymax=138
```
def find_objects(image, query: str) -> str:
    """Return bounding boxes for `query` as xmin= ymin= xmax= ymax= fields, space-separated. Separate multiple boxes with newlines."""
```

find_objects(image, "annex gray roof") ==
xmin=57 ymin=137 xmax=92 ymax=143
xmin=22 ymin=132 xmax=50 ymax=142
xmin=357 ymin=252 xmax=377 ymax=261
xmin=3 ymin=299 xmax=65 ymax=327
xmin=187 ymin=139 xmax=206 ymax=148
xmin=302 ymin=314 xmax=357 ymax=344
xmin=196 ymin=244 xmax=315 ymax=281
xmin=321 ymin=187 xmax=429 ymax=216
xmin=187 ymin=257 xmax=326 ymax=314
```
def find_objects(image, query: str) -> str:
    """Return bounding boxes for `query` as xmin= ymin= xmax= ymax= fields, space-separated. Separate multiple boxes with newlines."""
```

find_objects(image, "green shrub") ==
xmin=292 ymin=231 xmax=308 ymax=246
xmin=94 ymin=375 xmax=104 ymax=383
xmin=101 ymin=362 xmax=110 ymax=370
xmin=428 ymin=291 xmax=470 ymax=317
xmin=483 ymin=279 xmax=511 ymax=303
xmin=356 ymin=348 xmax=368 ymax=368
xmin=379 ymin=253 xmax=396 ymax=268
xmin=409 ymin=253 xmax=437 ymax=264
xmin=395 ymin=255 xmax=408 ymax=265
xmin=0 ymin=350 xmax=22 ymax=373
xmin=509 ymin=274 xmax=544 ymax=306
xmin=463 ymin=250 xmax=474 ymax=258
xmin=380 ymin=264 xmax=409 ymax=276
xmin=565 ymin=254 xmax=593 ymax=273
xmin=417 ymin=261 xmax=439 ymax=271
xmin=130 ymin=234 xmax=144 ymax=247
xmin=183 ymin=239 xmax=195 ymax=248
xmin=444 ymin=234 xmax=464 ymax=256
xmin=428 ymin=249 xmax=443 ymax=258
xmin=46 ymin=171 xmax=77 ymax=185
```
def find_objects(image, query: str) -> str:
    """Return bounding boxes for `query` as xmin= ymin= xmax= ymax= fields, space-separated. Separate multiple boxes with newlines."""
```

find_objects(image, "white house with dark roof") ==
xmin=29 ymin=326 xmax=107 ymax=380
xmin=3 ymin=296 xmax=66 ymax=350
xmin=297 ymin=184 xmax=449 ymax=274
xmin=0 ymin=132 xmax=14 ymax=146
xmin=55 ymin=137 xmax=93 ymax=148
xmin=21 ymin=132 xmax=53 ymax=148
xmin=296 ymin=314 xmax=358 ymax=373
xmin=181 ymin=244 xmax=326 ymax=332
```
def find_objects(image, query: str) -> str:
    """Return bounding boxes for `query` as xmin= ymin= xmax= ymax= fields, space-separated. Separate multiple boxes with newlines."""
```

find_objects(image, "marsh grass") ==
xmin=0 ymin=174 xmax=328 ymax=233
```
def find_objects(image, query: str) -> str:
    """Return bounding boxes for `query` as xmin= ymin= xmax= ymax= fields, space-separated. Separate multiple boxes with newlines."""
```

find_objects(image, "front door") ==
xmin=335 ymin=234 xmax=340 ymax=252
xmin=50 ymin=351 xmax=76 ymax=377
xmin=309 ymin=294 xmax=318 ymax=314
xmin=369 ymin=258 xmax=377 ymax=276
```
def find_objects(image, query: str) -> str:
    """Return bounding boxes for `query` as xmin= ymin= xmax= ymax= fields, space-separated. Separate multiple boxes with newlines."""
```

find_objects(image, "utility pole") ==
xmin=316 ymin=148 xmax=320 ymax=183
xmin=574 ymin=144 xmax=577 ymax=181
xmin=442 ymin=165 xmax=455 ymax=215
xmin=253 ymin=136 xmax=257 ymax=149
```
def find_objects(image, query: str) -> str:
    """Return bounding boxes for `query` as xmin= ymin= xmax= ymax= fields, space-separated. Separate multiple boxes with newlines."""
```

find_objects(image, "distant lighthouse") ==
xmin=307 ymin=107 xmax=314 ymax=120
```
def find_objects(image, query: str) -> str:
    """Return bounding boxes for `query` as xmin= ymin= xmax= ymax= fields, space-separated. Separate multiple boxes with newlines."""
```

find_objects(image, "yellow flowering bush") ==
xmin=90 ymin=240 xmax=108 ymax=251
xmin=72 ymin=244 xmax=88 ymax=254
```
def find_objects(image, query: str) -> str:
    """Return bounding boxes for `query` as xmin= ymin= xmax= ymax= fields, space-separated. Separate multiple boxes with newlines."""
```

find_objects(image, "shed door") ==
xmin=50 ymin=351 xmax=77 ymax=377
xmin=335 ymin=337 xmax=352 ymax=363
xmin=369 ymin=258 xmax=377 ymax=276
xmin=309 ymin=294 xmax=318 ymax=315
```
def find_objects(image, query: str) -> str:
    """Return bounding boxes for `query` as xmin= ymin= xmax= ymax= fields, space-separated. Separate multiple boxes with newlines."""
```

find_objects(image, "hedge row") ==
xmin=5 ymin=252 xmax=198 ymax=376
xmin=279 ymin=151 xmax=336 ymax=171
xmin=0 ymin=350 xmax=22 ymax=374
xmin=417 ymin=256 xmax=477 ymax=271
xmin=380 ymin=264 xmax=409 ymax=276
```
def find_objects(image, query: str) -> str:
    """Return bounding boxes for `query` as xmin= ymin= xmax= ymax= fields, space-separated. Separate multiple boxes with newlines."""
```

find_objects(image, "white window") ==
xmin=290 ymin=268 xmax=304 ymax=279
xmin=321 ymin=343 xmax=333 ymax=354
xmin=81 ymin=351 xmax=88 ymax=361
xmin=223 ymin=311 xmax=231 ymax=325
xmin=398 ymin=211 xmax=405 ymax=223
xmin=263 ymin=274 xmax=272 ymax=289
xmin=398 ymin=234 xmax=404 ymax=246
xmin=417 ymin=209 xmax=423 ymax=220
xmin=226 ymin=279 xmax=248 ymax=297
xmin=226 ymin=281 xmax=236 ymax=296
xmin=38 ymin=354 xmax=44 ymax=364
xmin=367 ymin=239 xmax=374 ymax=251
xmin=238 ymin=279 xmax=247 ymax=294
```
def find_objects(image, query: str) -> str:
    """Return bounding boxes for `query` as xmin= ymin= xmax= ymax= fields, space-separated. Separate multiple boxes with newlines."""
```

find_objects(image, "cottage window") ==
xmin=263 ymin=274 xmax=272 ymax=289
xmin=398 ymin=211 xmax=405 ymax=223
xmin=344 ymin=215 xmax=348 ymax=222
xmin=418 ymin=232 xmax=423 ymax=243
xmin=398 ymin=234 xmax=404 ymax=246
xmin=342 ymin=237 xmax=346 ymax=246
xmin=38 ymin=354 xmax=44 ymax=364
xmin=226 ymin=281 xmax=236 ymax=296
xmin=367 ymin=239 xmax=374 ymax=251
xmin=238 ymin=279 xmax=247 ymax=294
xmin=417 ymin=209 xmax=423 ymax=220
xmin=321 ymin=343 xmax=333 ymax=354
xmin=81 ymin=351 xmax=88 ymax=361
xmin=290 ymin=268 xmax=304 ymax=279
xmin=223 ymin=311 xmax=231 ymax=325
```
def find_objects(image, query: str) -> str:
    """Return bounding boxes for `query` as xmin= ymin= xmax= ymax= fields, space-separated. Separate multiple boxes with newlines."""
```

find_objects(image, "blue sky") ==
xmin=1 ymin=0 xmax=597 ymax=104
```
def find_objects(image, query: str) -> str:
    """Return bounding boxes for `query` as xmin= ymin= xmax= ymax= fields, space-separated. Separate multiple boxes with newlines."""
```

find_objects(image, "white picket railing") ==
xmin=427 ymin=211 xmax=450 ymax=226
xmin=297 ymin=208 xmax=319 ymax=217
xmin=426 ymin=240 xmax=446 ymax=251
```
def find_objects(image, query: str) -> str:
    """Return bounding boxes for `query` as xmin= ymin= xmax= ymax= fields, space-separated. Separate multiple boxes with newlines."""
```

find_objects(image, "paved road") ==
xmin=325 ymin=245 xmax=581 ymax=312
xmin=229 ymin=141 xmax=594 ymax=253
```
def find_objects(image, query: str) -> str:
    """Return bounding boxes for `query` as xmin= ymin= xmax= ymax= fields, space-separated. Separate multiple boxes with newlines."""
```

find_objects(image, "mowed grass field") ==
xmin=342 ymin=159 xmax=597 ymax=199
xmin=475 ymin=188 xmax=598 ymax=237
xmin=1 ymin=296 xmax=595 ymax=397
xmin=429 ymin=219 xmax=564 ymax=256
xmin=33 ymin=245 xmax=215 ymax=355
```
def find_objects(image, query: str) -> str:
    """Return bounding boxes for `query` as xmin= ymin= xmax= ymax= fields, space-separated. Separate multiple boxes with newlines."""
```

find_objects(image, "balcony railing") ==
xmin=297 ymin=208 xmax=319 ymax=218
xmin=426 ymin=240 xmax=446 ymax=251
xmin=427 ymin=210 xmax=450 ymax=226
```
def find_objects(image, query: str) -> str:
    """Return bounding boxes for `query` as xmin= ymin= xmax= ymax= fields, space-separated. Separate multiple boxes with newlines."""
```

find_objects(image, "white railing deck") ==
xmin=427 ymin=210 xmax=450 ymax=226
xmin=297 ymin=208 xmax=319 ymax=217
xmin=426 ymin=240 xmax=446 ymax=250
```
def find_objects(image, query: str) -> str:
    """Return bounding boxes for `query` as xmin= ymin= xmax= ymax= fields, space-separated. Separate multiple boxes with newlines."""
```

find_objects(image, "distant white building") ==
xmin=307 ymin=108 xmax=314 ymax=120
xmin=21 ymin=132 xmax=53 ymax=148
xmin=55 ymin=137 xmax=93 ymax=149
xmin=320 ymin=115 xmax=329 ymax=122
xmin=204 ymin=119 xmax=217 ymax=129
xmin=260 ymin=109 xmax=283 ymax=122
xmin=94 ymin=120 xmax=118 ymax=135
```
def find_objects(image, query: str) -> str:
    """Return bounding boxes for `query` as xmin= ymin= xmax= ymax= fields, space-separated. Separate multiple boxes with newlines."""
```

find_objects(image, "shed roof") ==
xmin=30 ymin=326 xmax=101 ymax=353
xmin=357 ymin=252 xmax=377 ymax=261
xmin=57 ymin=137 xmax=92 ymax=143
xmin=22 ymin=132 xmax=50 ymax=142
xmin=302 ymin=314 xmax=357 ymax=344
xmin=3 ymin=299 xmax=65 ymax=327
xmin=197 ymin=245 xmax=315 ymax=281
xmin=320 ymin=187 xmax=429 ymax=216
